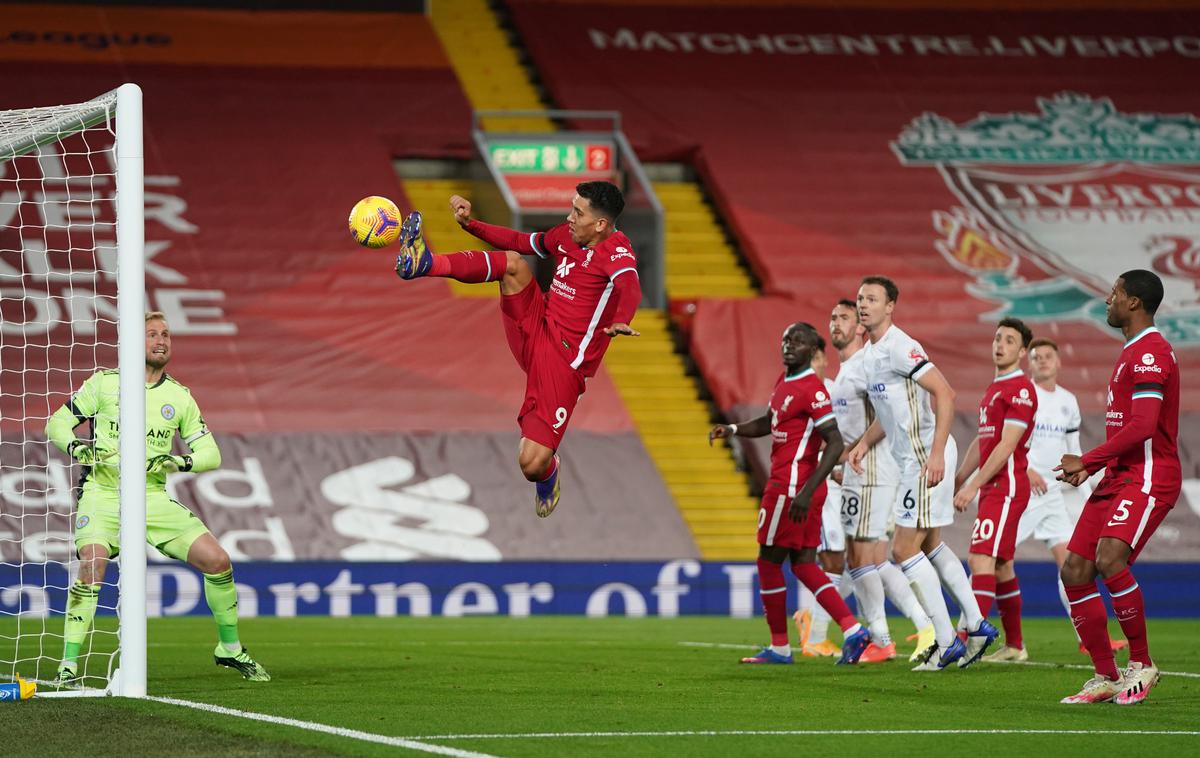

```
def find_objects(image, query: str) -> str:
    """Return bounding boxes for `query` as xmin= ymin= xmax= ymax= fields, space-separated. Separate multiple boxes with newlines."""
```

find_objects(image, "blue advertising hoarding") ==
xmin=2 ymin=560 xmax=1198 ymax=618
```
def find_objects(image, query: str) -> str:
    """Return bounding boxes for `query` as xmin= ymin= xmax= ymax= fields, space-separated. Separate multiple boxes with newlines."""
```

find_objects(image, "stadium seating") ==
xmin=0 ymin=4 xmax=696 ymax=561
xmin=508 ymin=0 xmax=1200 ymax=559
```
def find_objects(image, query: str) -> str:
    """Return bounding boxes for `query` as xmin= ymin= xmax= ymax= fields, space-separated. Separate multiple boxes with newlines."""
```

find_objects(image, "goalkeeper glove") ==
xmin=147 ymin=454 xmax=193 ymax=474
xmin=67 ymin=440 xmax=110 ymax=466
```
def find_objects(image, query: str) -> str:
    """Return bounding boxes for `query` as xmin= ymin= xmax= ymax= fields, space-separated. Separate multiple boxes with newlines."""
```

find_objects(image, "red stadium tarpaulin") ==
xmin=0 ymin=6 xmax=633 ymax=437
xmin=508 ymin=1 xmax=1200 ymax=418
xmin=0 ymin=6 xmax=687 ymax=561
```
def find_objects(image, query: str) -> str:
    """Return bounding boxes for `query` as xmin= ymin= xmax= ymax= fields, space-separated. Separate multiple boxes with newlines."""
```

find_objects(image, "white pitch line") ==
xmin=678 ymin=641 xmax=1200 ymax=679
xmin=989 ymin=658 xmax=1200 ymax=679
xmin=679 ymin=641 xmax=757 ymax=650
xmin=147 ymin=696 xmax=500 ymax=758
xmin=417 ymin=728 xmax=1200 ymax=740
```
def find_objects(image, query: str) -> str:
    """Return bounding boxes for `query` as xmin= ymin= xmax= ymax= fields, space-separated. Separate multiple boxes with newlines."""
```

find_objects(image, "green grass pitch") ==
xmin=6 ymin=616 xmax=1199 ymax=756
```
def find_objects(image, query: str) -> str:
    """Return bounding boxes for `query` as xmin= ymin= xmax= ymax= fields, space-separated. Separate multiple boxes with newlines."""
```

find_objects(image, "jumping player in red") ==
xmin=394 ymin=181 xmax=641 ymax=518
xmin=709 ymin=322 xmax=871 ymax=665
xmin=953 ymin=318 xmax=1038 ymax=664
xmin=1056 ymin=270 xmax=1181 ymax=706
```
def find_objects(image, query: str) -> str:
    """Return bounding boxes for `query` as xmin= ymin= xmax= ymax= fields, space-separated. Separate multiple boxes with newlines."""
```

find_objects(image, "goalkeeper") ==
xmin=45 ymin=312 xmax=269 ymax=684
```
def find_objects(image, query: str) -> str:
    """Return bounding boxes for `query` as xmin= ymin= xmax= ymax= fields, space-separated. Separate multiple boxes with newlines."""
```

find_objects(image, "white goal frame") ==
xmin=1 ymin=83 xmax=145 ymax=698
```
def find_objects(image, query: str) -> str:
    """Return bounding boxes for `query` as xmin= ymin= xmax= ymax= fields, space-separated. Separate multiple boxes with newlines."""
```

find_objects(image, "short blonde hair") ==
xmin=145 ymin=311 xmax=167 ymax=324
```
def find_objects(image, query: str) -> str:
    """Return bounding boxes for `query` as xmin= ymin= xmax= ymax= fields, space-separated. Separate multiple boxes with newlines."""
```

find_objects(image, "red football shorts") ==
xmin=969 ymin=483 xmax=1030 ymax=561
xmin=501 ymin=282 xmax=585 ymax=451
xmin=1068 ymin=485 xmax=1173 ymax=565
xmin=757 ymin=482 xmax=827 ymax=550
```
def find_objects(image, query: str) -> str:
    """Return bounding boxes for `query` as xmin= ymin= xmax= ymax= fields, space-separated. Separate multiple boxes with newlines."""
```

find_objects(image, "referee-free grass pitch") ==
xmin=8 ymin=616 xmax=1199 ymax=757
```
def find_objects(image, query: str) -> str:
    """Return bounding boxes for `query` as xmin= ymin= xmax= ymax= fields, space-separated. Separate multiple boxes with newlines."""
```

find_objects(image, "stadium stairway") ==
xmin=605 ymin=311 xmax=759 ymax=560
xmin=429 ymin=0 xmax=553 ymax=133
xmin=654 ymin=180 xmax=757 ymax=299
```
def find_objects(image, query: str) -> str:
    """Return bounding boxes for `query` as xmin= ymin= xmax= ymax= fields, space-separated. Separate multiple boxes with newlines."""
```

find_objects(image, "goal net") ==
xmin=0 ymin=85 xmax=146 ymax=698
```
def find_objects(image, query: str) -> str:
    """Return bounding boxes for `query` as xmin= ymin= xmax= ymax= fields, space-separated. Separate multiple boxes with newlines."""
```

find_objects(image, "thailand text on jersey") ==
xmin=831 ymin=348 xmax=899 ymax=487
xmin=1083 ymin=326 xmax=1181 ymax=501
xmin=65 ymin=370 xmax=210 ymax=492
xmin=1027 ymin=384 xmax=1082 ymax=484
xmin=976 ymin=369 xmax=1038 ymax=493
xmin=768 ymin=368 xmax=836 ymax=497
xmin=862 ymin=324 xmax=938 ymax=477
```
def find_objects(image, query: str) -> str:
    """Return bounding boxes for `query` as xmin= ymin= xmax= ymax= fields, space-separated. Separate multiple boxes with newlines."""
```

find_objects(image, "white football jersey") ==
xmin=862 ymin=324 xmax=939 ymax=479
xmin=831 ymin=347 xmax=900 ymax=488
xmin=1027 ymin=383 xmax=1083 ymax=491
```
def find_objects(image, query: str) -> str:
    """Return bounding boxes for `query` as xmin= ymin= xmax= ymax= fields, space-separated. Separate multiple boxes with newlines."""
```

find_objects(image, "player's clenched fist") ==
xmin=449 ymin=195 xmax=472 ymax=227
xmin=708 ymin=424 xmax=735 ymax=446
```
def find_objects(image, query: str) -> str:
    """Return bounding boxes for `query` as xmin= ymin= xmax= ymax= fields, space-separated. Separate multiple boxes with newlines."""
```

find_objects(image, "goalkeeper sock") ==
xmin=62 ymin=582 xmax=100 ymax=664
xmin=430 ymin=250 xmax=508 ymax=283
xmin=204 ymin=569 xmax=241 ymax=652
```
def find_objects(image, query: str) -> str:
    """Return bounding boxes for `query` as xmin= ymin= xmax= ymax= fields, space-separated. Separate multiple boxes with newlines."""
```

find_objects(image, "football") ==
xmin=347 ymin=195 xmax=402 ymax=249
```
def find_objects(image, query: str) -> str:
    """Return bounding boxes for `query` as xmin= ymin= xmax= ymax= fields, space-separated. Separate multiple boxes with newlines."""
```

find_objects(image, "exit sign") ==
xmin=489 ymin=142 xmax=613 ymax=174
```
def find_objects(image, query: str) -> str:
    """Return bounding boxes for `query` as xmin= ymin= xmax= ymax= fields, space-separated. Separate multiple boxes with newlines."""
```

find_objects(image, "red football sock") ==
xmin=757 ymin=559 xmax=789 ymax=647
xmin=537 ymin=455 xmax=557 ymax=483
xmin=971 ymin=573 xmax=997 ymax=619
xmin=1104 ymin=568 xmax=1151 ymax=666
xmin=995 ymin=577 xmax=1023 ymax=649
xmin=430 ymin=250 xmax=507 ymax=283
xmin=791 ymin=561 xmax=857 ymax=632
xmin=1065 ymin=581 xmax=1120 ymax=680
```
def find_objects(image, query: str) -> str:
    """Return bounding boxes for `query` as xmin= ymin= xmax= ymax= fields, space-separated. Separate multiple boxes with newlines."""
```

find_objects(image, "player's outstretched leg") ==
xmin=395 ymin=210 xmax=517 ymax=285
xmin=395 ymin=211 xmax=433 ymax=279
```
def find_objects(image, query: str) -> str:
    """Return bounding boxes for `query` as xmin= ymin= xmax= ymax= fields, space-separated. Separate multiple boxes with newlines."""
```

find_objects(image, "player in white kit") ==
xmin=847 ymin=276 xmax=997 ymax=671
xmin=826 ymin=299 xmax=934 ymax=663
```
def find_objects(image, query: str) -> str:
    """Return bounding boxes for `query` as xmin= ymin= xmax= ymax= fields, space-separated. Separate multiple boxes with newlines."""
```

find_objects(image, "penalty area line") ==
xmin=147 ymin=696 xmax=500 ymax=758
xmin=678 ymin=640 xmax=1200 ymax=679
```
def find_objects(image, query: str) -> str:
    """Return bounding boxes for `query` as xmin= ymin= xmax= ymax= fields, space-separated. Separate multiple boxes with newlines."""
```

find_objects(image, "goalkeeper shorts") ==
xmin=74 ymin=489 xmax=211 ymax=561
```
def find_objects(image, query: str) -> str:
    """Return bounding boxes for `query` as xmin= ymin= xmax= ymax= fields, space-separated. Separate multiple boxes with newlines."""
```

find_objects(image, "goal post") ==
xmin=0 ymin=83 xmax=145 ymax=698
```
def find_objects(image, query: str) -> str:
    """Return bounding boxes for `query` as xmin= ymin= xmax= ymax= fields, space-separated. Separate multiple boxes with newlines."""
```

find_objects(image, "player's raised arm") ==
xmin=709 ymin=413 xmax=770 ymax=446
xmin=915 ymin=365 xmax=956 ymax=485
xmin=451 ymin=194 xmax=546 ymax=257
xmin=791 ymin=419 xmax=843 ymax=522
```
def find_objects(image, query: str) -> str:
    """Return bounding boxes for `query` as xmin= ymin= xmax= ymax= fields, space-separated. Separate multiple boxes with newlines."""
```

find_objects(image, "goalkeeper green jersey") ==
xmin=51 ymin=370 xmax=213 ymax=492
